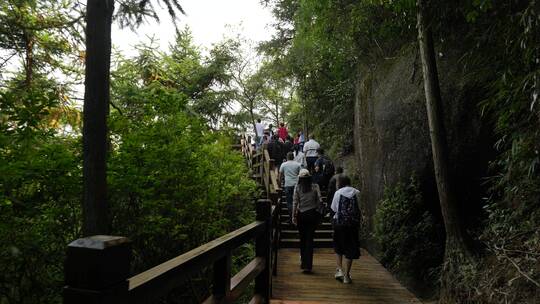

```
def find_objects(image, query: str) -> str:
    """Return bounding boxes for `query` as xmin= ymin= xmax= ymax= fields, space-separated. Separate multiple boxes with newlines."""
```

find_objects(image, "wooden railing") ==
xmin=239 ymin=134 xmax=281 ymax=279
xmin=64 ymin=135 xmax=282 ymax=304
xmin=240 ymin=134 xmax=281 ymax=202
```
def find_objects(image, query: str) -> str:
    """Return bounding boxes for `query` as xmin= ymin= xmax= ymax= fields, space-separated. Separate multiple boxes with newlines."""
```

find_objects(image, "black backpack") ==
xmin=335 ymin=194 xmax=360 ymax=226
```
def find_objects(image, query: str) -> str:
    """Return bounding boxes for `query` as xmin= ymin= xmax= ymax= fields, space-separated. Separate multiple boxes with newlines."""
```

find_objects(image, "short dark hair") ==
xmin=337 ymin=174 xmax=351 ymax=188
xmin=257 ymin=118 xmax=261 ymax=123
xmin=336 ymin=167 xmax=344 ymax=174
xmin=287 ymin=152 xmax=294 ymax=160
xmin=280 ymin=122 xmax=284 ymax=127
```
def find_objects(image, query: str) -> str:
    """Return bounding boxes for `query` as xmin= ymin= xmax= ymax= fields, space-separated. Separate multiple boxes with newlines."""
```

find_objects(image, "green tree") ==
xmin=257 ymin=61 xmax=293 ymax=126
xmin=81 ymin=0 xmax=184 ymax=236
xmin=416 ymin=0 xmax=473 ymax=301
xmin=0 ymin=0 xmax=84 ymax=87
xmin=228 ymin=39 xmax=267 ymax=135
xmin=108 ymin=36 xmax=257 ymax=278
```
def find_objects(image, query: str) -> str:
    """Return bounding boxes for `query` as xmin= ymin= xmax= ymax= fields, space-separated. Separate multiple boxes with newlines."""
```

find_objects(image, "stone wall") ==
xmin=349 ymin=47 xmax=493 ymax=253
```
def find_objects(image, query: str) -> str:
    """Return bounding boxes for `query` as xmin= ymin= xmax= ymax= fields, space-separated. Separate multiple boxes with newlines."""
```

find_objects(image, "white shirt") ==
xmin=303 ymin=139 xmax=320 ymax=157
xmin=255 ymin=123 xmax=264 ymax=137
xmin=293 ymin=151 xmax=307 ymax=168
xmin=331 ymin=186 xmax=360 ymax=219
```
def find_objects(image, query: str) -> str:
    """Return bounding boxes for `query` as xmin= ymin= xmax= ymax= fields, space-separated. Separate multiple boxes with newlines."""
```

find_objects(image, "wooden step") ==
xmin=280 ymin=238 xmax=333 ymax=248
xmin=280 ymin=196 xmax=328 ymax=202
xmin=280 ymin=221 xmax=332 ymax=231
xmin=281 ymin=230 xmax=333 ymax=239
xmin=280 ymin=214 xmax=332 ymax=223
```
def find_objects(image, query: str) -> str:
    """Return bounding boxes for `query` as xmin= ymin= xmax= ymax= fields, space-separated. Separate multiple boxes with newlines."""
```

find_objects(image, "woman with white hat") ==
xmin=292 ymin=169 xmax=323 ymax=273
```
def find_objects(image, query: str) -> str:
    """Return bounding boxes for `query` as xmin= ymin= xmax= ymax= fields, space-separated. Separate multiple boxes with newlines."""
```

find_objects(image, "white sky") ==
xmin=1 ymin=1 xmax=276 ymax=113
xmin=112 ymin=0 xmax=276 ymax=56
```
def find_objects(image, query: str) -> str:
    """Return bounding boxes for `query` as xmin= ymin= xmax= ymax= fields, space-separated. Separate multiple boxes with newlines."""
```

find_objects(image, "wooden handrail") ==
xmin=240 ymin=133 xmax=281 ymax=278
xmin=240 ymin=134 xmax=281 ymax=199
xmin=64 ymin=199 xmax=276 ymax=304
xmin=128 ymin=222 xmax=265 ymax=299
xmin=64 ymin=135 xmax=281 ymax=304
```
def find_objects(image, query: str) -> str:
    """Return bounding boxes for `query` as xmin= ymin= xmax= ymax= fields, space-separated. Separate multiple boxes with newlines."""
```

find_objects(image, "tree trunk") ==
xmin=275 ymin=102 xmax=279 ymax=126
xmin=23 ymin=31 xmax=34 ymax=87
xmin=82 ymin=0 xmax=114 ymax=236
xmin=417 ymin=0 xmax=472 ymax=301
xmin=302 ymin=101 xmax=308 ymax=137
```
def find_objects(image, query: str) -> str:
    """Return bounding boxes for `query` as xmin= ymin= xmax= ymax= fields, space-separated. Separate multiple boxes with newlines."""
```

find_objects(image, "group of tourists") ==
xmin=255 ymin=119 xmax=307 ymax=168
xmin=260 ymin=121 xmax=361 ymax=285
xmin=255 ymin=120 xmax=336 ymax=192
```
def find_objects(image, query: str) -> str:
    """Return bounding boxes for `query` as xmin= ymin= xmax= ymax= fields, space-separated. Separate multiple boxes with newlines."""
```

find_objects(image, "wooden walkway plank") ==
xmin=272 ymin=248 xmax=421 ymax=304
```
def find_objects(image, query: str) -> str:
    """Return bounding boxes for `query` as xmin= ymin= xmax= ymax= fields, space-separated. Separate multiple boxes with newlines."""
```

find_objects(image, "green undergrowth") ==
xmin=373 ymin=176 xmax=444 ymax=296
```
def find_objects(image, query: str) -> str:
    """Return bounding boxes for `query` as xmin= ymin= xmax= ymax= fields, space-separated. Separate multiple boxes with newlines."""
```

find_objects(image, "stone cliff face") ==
xmin=350 ymin=48 xmax=493 ymax=252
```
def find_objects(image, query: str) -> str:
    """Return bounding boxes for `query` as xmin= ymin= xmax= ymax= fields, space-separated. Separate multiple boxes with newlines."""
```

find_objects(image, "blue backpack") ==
xmin=335 ymin=194 xmax=360 ymax=226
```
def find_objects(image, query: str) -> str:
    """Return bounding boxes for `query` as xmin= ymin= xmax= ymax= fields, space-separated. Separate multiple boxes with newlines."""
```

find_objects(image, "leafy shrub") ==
xmin=0 ymin=84 xmax=82 ymax=304
xmin=373 ymin=177 xmax=444 ymax=287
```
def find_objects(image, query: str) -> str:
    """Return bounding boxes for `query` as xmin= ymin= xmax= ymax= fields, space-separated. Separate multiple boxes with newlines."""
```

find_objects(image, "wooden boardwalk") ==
xmin=271 ymin=248 xmax=421 ymax=304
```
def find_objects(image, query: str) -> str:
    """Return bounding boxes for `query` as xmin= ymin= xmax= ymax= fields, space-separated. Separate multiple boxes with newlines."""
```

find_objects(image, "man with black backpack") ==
xmin=330 ymin=174 xmax=361 ymax=284
xmin=314 ymin=148 xmax=335 ymax=191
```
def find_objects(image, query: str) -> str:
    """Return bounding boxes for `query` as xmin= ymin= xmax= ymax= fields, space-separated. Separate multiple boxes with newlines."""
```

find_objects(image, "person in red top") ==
xmin=278 ymin=122 xmax=289 ymax=141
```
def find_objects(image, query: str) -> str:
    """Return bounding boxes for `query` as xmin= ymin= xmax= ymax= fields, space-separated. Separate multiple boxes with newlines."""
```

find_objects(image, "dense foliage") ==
xmin=108 ymin=35 xmax=257 ymax=272
xmin=0 ymin=23 xmax=257 ymax=304
xmin=0 ymin=80 xmax=82 ymax=303
xmin=374 ymin=177 xmax=444 ymax=296
xmin=263 ymin=0 xmax=539 ymax=302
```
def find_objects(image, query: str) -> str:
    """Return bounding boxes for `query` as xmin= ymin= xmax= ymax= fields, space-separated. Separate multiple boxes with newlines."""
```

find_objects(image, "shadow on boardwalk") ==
xmin=271 ymin=248 xmax=421 ymax=304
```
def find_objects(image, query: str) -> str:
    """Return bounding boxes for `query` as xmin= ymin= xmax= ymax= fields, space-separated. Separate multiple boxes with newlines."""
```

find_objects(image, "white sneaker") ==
xmin=343 ymin=275 xmax=352 ymax=284
xmin=334 ymin=268 xmax=344 ymax=280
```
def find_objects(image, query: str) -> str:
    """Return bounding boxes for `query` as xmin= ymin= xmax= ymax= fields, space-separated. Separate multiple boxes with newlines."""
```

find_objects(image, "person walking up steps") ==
xmin=314 ymin=148 xmax=335 ymax=191
xmin=293 ymin=145 xmax=307 ymax=168
xmin=278 ymin=122 xmax=289 ymax=141
xmin=292 ymin=169 xmax=324 ymax=273
xmin=267 ymin=135 xmax=284 ymax=168
xmin=303 ymin=134 xmax=320 ymax=173
xmin=298 ymin=131 xmax=305 ymax=149
xmin=255 ymin=119 xmax=264 ymax=147
xmin=282 ymin=136 xmax=294 ymax=162
xmin=331 ymin=174 xmax=361 ymax=284
xmin=327 ymin=167 xmax=344 ymax=213
xmin=279 ymin=152 xmax=301 ymax=224
xmin=267 ymin=124 xmax=275 ymax=137
xmin=293 ymin=133 xmax=300 ymax=151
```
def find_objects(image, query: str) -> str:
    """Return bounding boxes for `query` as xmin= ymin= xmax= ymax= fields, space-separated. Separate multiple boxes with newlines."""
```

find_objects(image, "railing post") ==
xmin=269 ymin=159 xmax=275 ymax=171
xmin=260 ymin=152 xmax=265 ymax=187
xmin=255 ymin=199 xmax=272 ymax=302
xmin=64 ymin=235 xmax=131 ymax=304
xmin=272 ymin=188 xmax=282 ymax=276
xmin=212 ymin=253 xmax=232 ymax=300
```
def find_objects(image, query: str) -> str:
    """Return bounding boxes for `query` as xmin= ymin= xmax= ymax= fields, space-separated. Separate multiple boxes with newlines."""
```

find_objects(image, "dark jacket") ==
xmin=267 ymin=140 xmax=283 ymax=164
xmin=282 ymin=140 xmax=294 ymax=159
